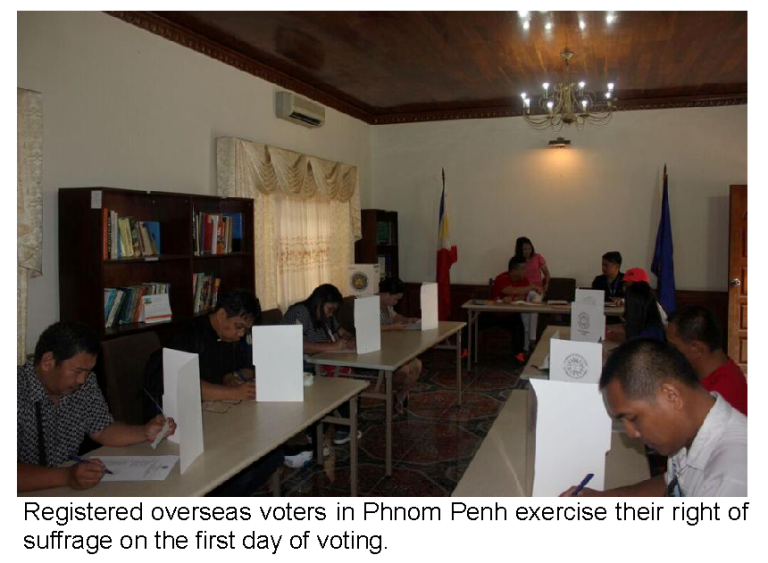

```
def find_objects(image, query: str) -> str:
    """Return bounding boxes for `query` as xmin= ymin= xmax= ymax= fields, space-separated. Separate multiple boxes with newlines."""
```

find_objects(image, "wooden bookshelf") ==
xmin=354 ymin=209 xmax=399 ymax=281
xmin=58 ymin=187 xmax=254 ymax=341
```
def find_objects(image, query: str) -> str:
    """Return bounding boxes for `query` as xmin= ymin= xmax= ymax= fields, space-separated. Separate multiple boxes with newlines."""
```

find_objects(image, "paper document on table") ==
xmin=402 ymin=320 xmax=422 ymax=330
xmin=253 ymin=325 xmax=304 ymax=402
xmin=421 ymin=282 xmax=439 ymax=330
xmin=528 ymin=380 xmax=612 ymax=496
xmin=354 ymin=295 xmax=381 ymax=353
xmin=97 ymin=456 xmax=179 ymax=481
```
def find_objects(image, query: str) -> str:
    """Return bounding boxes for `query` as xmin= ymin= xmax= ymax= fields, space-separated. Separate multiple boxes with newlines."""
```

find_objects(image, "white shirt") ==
xmin=666 ymin=393 xmax=748 ymax=496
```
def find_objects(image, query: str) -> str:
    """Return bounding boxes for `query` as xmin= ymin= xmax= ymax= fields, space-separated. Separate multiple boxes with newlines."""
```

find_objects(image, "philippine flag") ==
xmin=437 ymin=168 xmax=458 ymax=320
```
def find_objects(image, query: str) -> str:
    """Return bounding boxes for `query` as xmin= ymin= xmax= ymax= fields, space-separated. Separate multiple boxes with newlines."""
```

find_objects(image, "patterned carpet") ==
xmin=261 ymin=348 xmax=525 ymax=497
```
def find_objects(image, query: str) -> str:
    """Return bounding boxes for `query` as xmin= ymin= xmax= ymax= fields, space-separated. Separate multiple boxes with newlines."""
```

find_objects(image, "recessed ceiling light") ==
xmin=518 ymin=11 xmax=529 ymax=18
xmin=523 ymin=20 xmax=530 ymax=30
xmin=579 ymin=20 xmax=586 ymax=30
xmin=606 ymin=14 xmax=616 ymax=24
xmin=545 ymin=22 xmax=553 ymax=31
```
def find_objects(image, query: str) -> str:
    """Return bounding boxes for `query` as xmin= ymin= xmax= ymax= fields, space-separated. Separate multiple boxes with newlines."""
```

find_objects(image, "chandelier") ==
xmin=521 ymin=49 xmax=614 ymax=131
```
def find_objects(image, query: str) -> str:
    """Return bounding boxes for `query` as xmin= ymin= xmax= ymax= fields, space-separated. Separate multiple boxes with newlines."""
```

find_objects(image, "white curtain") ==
xmin=17 ymin=88 xmax=44 ymax=364
xmin=217 ymin=137 xmax=361 ymax=311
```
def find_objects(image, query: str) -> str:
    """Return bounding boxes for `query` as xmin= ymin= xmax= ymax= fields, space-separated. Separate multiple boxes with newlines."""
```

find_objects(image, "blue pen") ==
xmin=571 ymin=473 xmax=594 ymax=496
xmin=72 ymin=456 xmax=114 ymax=475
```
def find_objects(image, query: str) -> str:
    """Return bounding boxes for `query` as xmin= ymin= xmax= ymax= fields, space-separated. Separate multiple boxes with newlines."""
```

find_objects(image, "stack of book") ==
xmin=103 ymin=283 xmax=170 ymax=328
xmin=192 ymin=211 xmax=243 ymax=255
xmin=193 ymin=272 xmax=221 ymax=314
xmin=104 ymin=209 xmax=161 ymax=259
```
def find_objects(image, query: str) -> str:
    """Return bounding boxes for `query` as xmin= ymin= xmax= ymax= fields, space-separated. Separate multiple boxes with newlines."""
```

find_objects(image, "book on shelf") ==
xmin=194 ymin=211 xmax=242 ymax=255
xmin=105 ymin=209 xmax=161 ymax=259
xmin=192 ymin=272 xmax=221 ymax=314
xmin=103 ymin=283 xmax=170 ymax=328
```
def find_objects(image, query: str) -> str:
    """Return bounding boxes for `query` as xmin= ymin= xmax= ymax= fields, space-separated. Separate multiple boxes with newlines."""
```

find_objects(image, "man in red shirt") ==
xmin=489 ymin=257 xmax=541 ymax=362
xmin=667 ymin=306 xmax=747 ymax=415
xmin=493 ymin=256 xmax=539 ymax=300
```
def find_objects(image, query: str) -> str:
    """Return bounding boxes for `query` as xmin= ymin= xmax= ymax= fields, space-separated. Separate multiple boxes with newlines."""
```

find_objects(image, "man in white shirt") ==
xmin=562 ymin=338 xmax=747 ymax=497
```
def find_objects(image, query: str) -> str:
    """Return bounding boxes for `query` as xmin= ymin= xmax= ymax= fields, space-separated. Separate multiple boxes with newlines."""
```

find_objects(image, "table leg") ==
xmin=386 ymin=370 xmax=393 ymax=476
xmin=466 ymin=312 xmax=473 ymax=372
xmin=350 ymin=395 xmax=358 ymax=496
xmin=474 ymin=310 xmax=480 ymax=364
xmin=316 ymin=423 xmax=324 ymax=464
xmin=456 ymin=330 xmax=463 ymax=405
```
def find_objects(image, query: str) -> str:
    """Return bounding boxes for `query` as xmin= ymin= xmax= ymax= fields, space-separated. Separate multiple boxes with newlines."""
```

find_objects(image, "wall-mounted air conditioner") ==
xmin=276 ymin=92 xmax=325 ymax=128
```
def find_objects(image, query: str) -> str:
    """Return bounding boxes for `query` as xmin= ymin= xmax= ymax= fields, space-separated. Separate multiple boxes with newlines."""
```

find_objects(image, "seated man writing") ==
xmin=667 ymin=306 xmax=747 ymax=416
xmin=562 ymin=338 xmax=747 ymax=497
xmin=143 ymin=288 xmax=260 ymax=411
xmin=143 ymin=289 xmax=283 ymax=495
xmin=18 ymin=322 xmax=175 ymax=492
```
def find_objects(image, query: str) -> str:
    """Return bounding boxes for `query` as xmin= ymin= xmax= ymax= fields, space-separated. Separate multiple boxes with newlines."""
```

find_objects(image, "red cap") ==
xmin=624 ymin=267 xmax=650 ymax=284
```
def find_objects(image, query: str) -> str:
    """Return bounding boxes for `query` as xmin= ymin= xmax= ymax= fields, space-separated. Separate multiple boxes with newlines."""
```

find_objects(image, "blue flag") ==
xmin=651 ymin=165 xmax=676 ymax=314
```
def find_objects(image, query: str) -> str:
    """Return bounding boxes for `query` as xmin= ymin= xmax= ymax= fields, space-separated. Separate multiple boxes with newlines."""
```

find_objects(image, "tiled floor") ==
xmin=264 ymin=348 xmax=525 ymax=497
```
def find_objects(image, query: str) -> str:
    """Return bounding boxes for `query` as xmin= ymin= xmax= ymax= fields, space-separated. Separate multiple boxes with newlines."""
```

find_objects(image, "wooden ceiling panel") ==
xmin=111 ymin=11 xmax=747 ymax=124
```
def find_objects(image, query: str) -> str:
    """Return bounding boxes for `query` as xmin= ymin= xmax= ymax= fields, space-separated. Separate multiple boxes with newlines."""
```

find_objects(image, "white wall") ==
xmin=17 ymin=11 xmax=373 ymax=353
xmin=371 ymin=105 xmax=747 ymax=291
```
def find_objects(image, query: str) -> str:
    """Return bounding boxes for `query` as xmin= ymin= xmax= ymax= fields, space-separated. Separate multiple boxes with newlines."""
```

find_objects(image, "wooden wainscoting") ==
xmin=400 ymin=282 xmax=730 ymax=345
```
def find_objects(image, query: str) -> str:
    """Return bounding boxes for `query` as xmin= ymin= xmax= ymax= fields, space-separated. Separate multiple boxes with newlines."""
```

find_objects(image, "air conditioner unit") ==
xmin=276 ymin=92 xmax=325 ymax=128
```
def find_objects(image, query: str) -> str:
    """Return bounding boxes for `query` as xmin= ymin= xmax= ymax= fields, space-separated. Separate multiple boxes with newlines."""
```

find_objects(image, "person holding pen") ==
xmin=17 ymin=322 xmax=175 ymax=492
xmin=561 ymin=338 xmax=746 ymax=497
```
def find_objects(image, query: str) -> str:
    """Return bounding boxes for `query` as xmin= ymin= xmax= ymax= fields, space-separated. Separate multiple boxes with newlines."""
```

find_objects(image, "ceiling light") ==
xmin=606 ymin=14 xmax=615 ymax=24
xmin=518 ymin=11 xmax=529 ymax=18
xmin=545 ymin=22 xmax=553 ymax=31
xmin=579 ymin=20 xmax=586 ymax=30
xmin=523 ymin=20 xmax=530 ymax=30
xmin=521 ymin=48 xmax=614 ymax=131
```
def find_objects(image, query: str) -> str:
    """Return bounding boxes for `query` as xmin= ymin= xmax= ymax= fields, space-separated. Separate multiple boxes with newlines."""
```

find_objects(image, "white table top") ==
xmin=462 ymin=299 xmax=624 ymax=316
xmin=307 ymin=321 xmax=466 ymax=371
xmin=22 ymin=377 xmax=367 ymax=497
xmin=452 ymin=388 xmax=650 ymax=497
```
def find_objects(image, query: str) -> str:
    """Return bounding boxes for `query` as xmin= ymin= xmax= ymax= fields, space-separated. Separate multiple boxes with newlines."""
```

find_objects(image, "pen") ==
xmin=143 ymin=388 xmax=166 ymax=420
xmin=571 ymin=473 xmax=594 ymax=496
xmin=72 ymin=456 xmax=114 ymax=475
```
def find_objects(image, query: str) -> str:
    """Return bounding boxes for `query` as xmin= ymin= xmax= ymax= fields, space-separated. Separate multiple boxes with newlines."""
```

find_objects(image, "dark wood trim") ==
xmin=107 ymin=11 xmax=747 ymax=127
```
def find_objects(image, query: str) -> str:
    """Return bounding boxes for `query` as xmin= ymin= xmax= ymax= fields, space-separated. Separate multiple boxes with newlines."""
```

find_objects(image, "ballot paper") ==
xmin=575 ymin=289 xmax=606 ymax=309
xmin=252 ymin=325 xmax=304 ymax=402
xmin=528 ymin=380 xmax=612 ymax=496
xmin=97 ymin=456 xmax=179 ymax=481
xmin=163 ymin=349 xmax=204 ymax=473
xmin=550 ymin=338 xmax=603 ymax=384
xmin=420 ymin=282 xmax=439 ymax=330
xmin=402 ymin=320 xmax=422 ymax=330
xmin=570 ymin=301 xmax=606 ymax=343
xmin=354 ymin=295 xmax=381 ymax=353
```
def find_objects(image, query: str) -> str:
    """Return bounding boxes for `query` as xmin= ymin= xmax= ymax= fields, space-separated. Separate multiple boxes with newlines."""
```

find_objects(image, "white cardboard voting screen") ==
xmin=421 ymin=282 xmax=439 ymax=330
xmin=348 ymin=264 xmax=380 ymax=297
xmin=570 ymin=301 xmax=606 ymax=343
xmin=528 ymin=379 xmax=612 ymax=496
xmin=252 ymin=325 xmax=304 ymax=402
xmin=550 ymin=338 xmax=604 ymax=384
xmin=575 ymin=289 xmax=605 ymax=309
xmin=354 ymin=295 xmax=381 ymax=353
xmin=162 ymin=349 xmax=204 ymax=473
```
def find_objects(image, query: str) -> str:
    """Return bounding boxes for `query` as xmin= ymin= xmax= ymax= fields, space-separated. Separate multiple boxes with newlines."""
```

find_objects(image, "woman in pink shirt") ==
xmin=515 ymin=237 xmax=551 ymax=351
xmin=515 ymin=237 xmax=551 ymax=293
